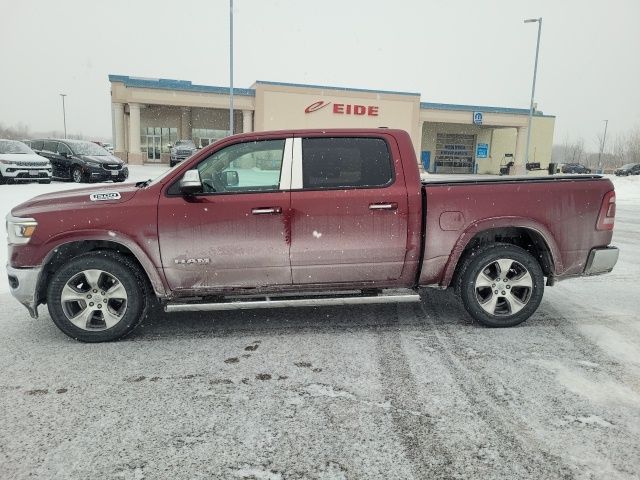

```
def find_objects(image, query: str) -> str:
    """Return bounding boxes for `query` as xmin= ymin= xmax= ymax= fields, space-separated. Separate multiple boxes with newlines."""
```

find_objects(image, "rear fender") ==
xmin=441 ymin=216 xmax=563 ymax=287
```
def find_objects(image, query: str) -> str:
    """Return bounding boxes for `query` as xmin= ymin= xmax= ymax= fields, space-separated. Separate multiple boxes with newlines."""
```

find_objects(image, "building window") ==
xmin=192 ymin=128 xmax=229 ymax=148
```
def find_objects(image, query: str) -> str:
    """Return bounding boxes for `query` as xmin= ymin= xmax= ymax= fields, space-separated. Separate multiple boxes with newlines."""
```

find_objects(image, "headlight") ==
xmin=85 ymin=161 xmax=101 ymax=168
xmin=6 ymin=216 xmax=38 ymax=245
xmin=0 ymin=159 xmax=15 ymax=165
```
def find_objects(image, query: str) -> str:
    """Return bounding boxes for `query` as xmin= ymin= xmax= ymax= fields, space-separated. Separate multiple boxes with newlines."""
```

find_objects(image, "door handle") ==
xmin=252 ymin=207 xmax=282 ymax=215
xmin=369 ymin=202 xmax=398 ymax=211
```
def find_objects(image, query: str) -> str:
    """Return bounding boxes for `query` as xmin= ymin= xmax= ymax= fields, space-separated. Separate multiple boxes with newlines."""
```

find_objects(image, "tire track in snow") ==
xmin=375 ymin=304 xmax=455 ymax=480
xmin=414 ymin=298 xmax=575 ymax=479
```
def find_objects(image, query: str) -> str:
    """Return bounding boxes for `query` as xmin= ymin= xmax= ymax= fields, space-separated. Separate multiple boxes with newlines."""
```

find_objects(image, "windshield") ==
xmin=70 ymin=142 xmax=110 ymax=156
xmin=175 ymin=140 xmax=195 ymax=147
xmin=621 ymin=163 xmax=636 ymax=169
xmin=0 ymin=140 xmax=34 ymax=154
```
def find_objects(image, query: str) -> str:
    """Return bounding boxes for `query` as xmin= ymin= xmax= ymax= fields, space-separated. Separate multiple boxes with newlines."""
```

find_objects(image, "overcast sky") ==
xmin=1 ymin=0 xmax=639 ymax=150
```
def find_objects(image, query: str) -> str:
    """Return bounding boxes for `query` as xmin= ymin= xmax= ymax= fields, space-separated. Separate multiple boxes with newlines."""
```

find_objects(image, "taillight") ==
xmin=596 ymin=190 xmax=616 ymax=231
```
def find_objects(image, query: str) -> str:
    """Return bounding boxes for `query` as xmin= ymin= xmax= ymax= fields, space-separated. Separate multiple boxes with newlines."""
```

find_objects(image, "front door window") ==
xmin=194 ymin=139 xmax=286 ymax=193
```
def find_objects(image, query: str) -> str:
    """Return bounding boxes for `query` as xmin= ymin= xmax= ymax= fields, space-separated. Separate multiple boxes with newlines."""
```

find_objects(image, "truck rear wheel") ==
xmin=46 ymin=251 xmax=148 ymax=342
xmin=457 ymin=243 xmax=544 ymax=327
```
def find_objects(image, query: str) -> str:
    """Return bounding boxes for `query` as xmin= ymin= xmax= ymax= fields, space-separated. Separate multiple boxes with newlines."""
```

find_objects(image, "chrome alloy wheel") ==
xmin=474 ymin=258 xmax=533 ymax=316
xmin=60 ymin=269 xmax=128 ymax=330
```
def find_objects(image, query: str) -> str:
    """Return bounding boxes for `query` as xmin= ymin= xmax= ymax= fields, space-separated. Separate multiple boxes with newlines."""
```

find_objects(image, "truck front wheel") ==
xmin=457 ymin=243 xmax=544 ymax=327
xmin=46 ymin=251 xmax=148 ymax=342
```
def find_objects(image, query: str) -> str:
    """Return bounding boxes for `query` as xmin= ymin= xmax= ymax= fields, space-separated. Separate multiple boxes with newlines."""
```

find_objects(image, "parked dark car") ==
xmin=614 ymin=163 xmax=640 ymax=176
xmin=30 ymin=139 xmax=128 ymax=183
xmin=169 ymin=139 xmax=198 ymax=167
xmin=561 ymin=163 xmax=592 ymax=174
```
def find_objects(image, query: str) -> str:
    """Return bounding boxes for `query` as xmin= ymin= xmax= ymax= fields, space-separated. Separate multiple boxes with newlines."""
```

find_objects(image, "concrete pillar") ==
xmin=180 ymin=107 xmax=192 ymax=139
xmin=513 ymin=126 xmax=528 ymax=175
xmin=128 ymin=103 xmax=143 ymax=165
xmin=242 ymin=110 xmax=254 ymax=133
xmin=112 ymin=103 xmax=125 ymax=159
xmin=416 ymin=121 xmax=425 ymax=172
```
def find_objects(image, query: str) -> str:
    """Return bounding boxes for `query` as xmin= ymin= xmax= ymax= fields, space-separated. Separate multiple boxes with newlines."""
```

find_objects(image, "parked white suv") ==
xmin=0 ymin=139 xmax=52 ymax=184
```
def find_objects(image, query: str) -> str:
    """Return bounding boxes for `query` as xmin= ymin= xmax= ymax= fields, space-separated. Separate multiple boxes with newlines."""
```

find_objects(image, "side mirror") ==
xmin=179 ymin=170 xmax=203 ymax=195
xmin=219 ymin=170 xmax=239 ymax=186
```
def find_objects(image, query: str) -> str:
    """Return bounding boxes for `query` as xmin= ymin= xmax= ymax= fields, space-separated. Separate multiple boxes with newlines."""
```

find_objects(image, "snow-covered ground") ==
xmin=0 ymin=172 xmax=639 ymax=479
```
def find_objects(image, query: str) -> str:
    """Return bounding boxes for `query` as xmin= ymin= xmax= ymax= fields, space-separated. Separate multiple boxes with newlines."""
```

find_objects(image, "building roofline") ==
xmin=108 ymin=75 xmax=555 ymax=117
xmin=420 ymin=101 xmax=555 ymax=117
xmin=253 ymin=80 xmax=421 ymax=97
xmin=108 ymin=74 xmax=256 ymax=97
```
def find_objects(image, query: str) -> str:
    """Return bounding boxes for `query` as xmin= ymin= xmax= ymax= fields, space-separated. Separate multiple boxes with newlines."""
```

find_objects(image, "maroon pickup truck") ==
xmin=6 ymin=129 xmax=619 ymax=342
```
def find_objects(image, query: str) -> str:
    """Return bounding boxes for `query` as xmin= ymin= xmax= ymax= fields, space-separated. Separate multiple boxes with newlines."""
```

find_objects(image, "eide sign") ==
xmin=304 ymin=100 xmax=379 ymax=116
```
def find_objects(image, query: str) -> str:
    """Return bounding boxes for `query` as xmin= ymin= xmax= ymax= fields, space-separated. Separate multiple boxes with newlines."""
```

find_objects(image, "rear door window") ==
xmin=43 ymin=141 xmax=58 ymax=153
xmin=57 ymin=143 xmax=72 ymax=155
xmin=301 ymin=137 xmax=393 ymax=189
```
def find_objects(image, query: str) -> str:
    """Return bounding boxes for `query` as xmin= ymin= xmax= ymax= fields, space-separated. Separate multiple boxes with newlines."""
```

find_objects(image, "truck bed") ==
xmin=421 ymin=174 xmax=604 ymax=185
xmin=418 ymin=174 xmax=614 ymax=287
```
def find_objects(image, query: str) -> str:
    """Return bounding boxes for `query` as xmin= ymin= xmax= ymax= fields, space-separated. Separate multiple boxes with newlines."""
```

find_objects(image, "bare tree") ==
xmin=627 ymin=128 xmax=640 ymax=164
xmin=562 ymin=136 xmax=585 ymax=164
xmin=0 ymin=123 xmax=30 ymax=140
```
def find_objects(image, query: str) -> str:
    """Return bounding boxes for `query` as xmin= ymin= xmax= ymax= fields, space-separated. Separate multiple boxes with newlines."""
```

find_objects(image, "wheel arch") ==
xmin=442 ymin=217 xmax=562 ymax=288
xmin=36 ymin=237 xmax=167 ymax=306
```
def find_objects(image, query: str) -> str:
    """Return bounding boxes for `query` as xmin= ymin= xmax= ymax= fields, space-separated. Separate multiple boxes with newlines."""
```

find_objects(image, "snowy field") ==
xmin=1 ymin=170 xmax=639 ymax=479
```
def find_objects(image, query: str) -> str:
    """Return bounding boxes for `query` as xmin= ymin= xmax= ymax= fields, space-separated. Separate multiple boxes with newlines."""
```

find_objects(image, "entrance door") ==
xmin=146 ymin=135 xmax=161 ymax=161
xmin=158 ymin=137 xmax=293 ymax=292
xmin=434 ymin=133 xmax=476 ymax=173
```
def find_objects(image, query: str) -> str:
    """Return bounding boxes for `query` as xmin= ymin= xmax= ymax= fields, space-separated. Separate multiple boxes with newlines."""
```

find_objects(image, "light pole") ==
xmin=598 ymin=119 xmax=609 ymax=172
xmin=523 ymin=17 xmax=542 ymax=166
xmin=229 ymin=0 xmax=234 ymax=135
xmin=60 ymin=93 xmax=67 ymax=139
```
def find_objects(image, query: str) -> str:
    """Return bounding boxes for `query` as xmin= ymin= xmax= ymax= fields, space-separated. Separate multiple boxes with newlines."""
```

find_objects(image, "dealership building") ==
xmin=109 ymin=74 xmax=555 ymax=175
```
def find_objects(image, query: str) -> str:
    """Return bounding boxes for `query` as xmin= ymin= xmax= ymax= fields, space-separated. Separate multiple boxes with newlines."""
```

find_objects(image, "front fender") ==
xmin=37 ymin=230 xmax=168 ymax=297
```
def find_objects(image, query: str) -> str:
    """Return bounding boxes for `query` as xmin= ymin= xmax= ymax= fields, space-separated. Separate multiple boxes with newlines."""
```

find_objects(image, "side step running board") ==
xmin=165 ymin=291 xmax=420 ymax=313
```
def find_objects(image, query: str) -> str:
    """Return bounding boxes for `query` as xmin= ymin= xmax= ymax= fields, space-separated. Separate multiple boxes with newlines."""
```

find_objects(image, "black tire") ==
xmin=457 ymin=243 xmax=545 ymax=327
xmin=0 ymin=173 xmax=5 ymax=185
xmin=72 ymin=166 xmax=85 ymax=183
xmin=46 ymin=251 xmax=150 ymax=342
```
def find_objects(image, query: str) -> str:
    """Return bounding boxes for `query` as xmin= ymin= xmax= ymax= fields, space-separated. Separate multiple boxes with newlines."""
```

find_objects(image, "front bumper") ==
xmin=6 ymin=264 xmax=42 ymax=318
xmin=1 ymin=166 xmax=51 ymax=180
xmin=170 ymin=152 xmax=195 ymax=161
xmin=584 ymin=247 xmax=619 ymax=276
xmin=86 ymin=166 xmax=128 ymax=182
